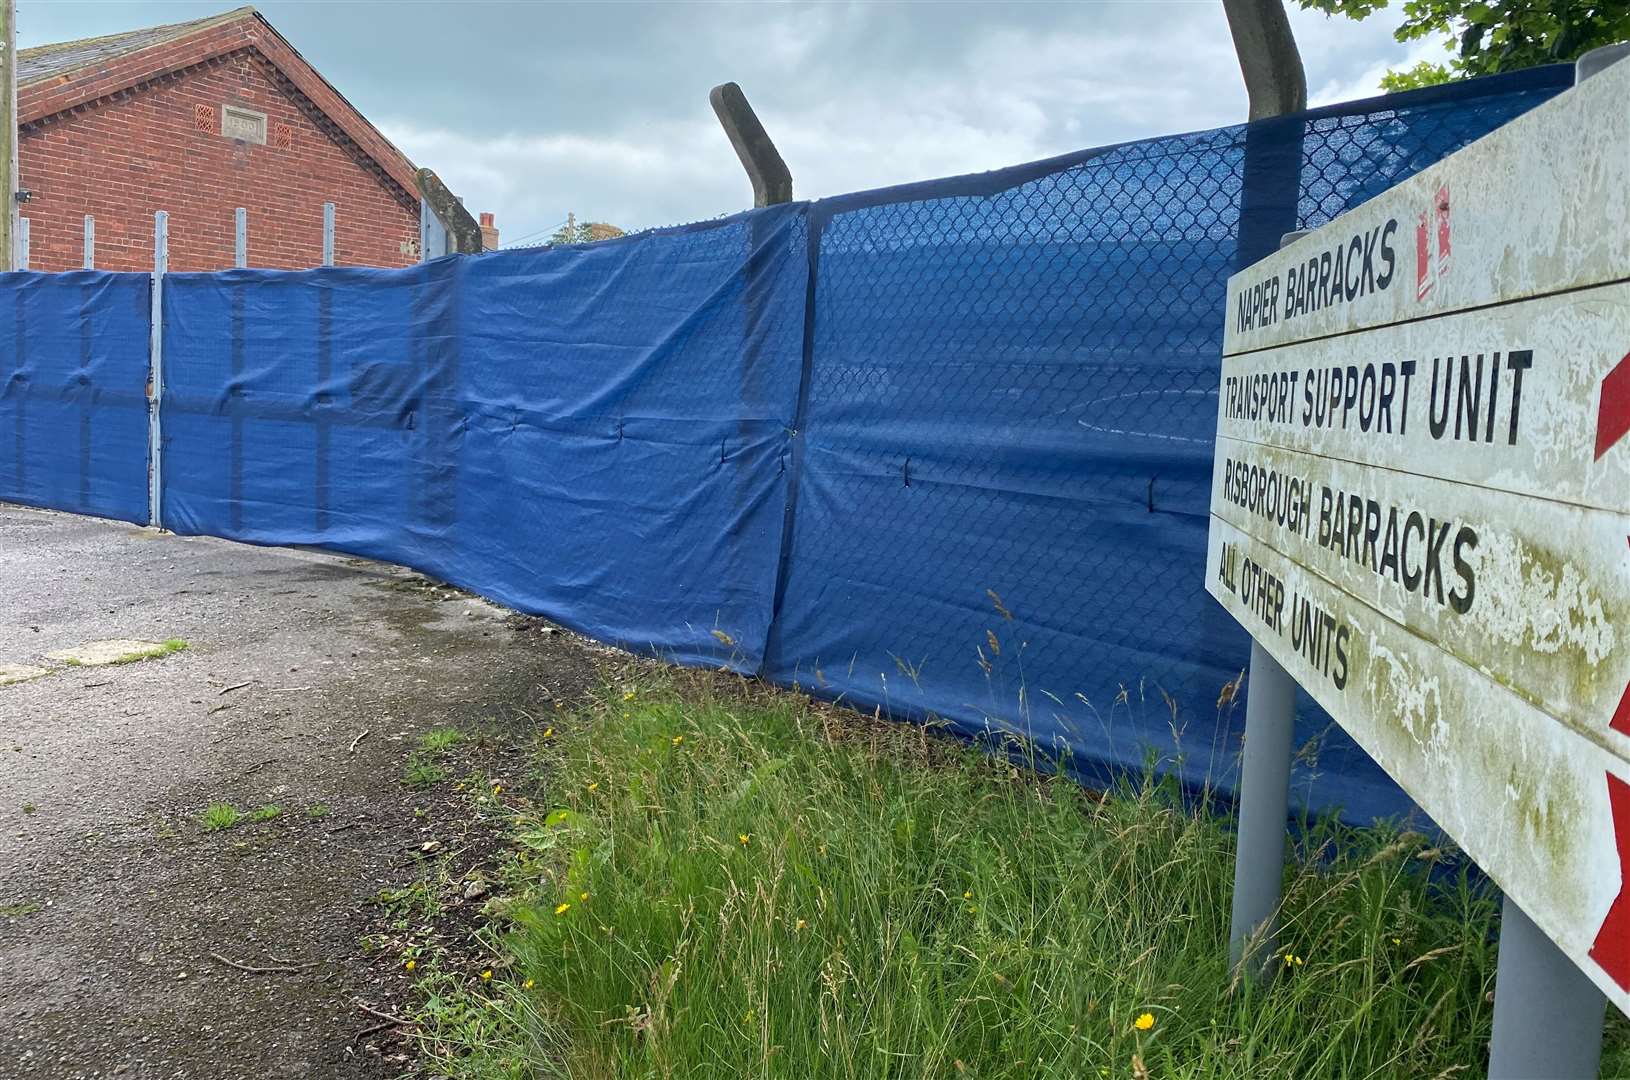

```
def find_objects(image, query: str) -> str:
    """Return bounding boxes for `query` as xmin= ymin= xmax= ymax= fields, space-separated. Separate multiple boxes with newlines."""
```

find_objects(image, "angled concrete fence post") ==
xmin=709 ymin=82 xmax=793 ymax=207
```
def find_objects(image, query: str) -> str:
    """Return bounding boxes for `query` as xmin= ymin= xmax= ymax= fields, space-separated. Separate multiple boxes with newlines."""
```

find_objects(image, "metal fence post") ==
xmin=1484 ymin=43 xmax=1624 ymax=1078
xmin=322 ymin=201 xmax=335 ymax=266
xmin=147 ymin=211 xmax=167 ymax=529
xmin=82 ymin=214 xmax=93 ymax=269
xmin=419 ymin=198 xmax=447 ymax=261
xmin=14 ymin=215 xmax=25 ymax=269
xmin=234 ymin=207 xmax=246 ymax=269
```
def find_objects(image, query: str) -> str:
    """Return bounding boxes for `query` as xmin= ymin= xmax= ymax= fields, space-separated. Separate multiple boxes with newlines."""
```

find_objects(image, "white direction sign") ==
xmin=1209 ymin=57 xmax=1630 ymax=1013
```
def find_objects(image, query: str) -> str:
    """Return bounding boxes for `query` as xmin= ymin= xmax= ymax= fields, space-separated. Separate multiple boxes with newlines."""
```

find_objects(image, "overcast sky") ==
xmin=21 ymin=1 xmax=1447 ymax=246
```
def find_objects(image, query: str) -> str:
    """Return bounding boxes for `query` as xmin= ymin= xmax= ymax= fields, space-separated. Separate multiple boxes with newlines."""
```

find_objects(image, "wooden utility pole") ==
xmin=0 ymin=0 xmax=16 ymax=271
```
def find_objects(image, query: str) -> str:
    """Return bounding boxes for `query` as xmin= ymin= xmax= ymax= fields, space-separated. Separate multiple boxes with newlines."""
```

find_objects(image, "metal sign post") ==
xmin=1209 ymin=45 xmax=1630 ymax=1077
xmin=322 ymin=202 xmax=335 ymax=266
xmin=234 ymin=207 xmax=247 ymax=269
xmin=1228 ymin=226 xmax=1314 ymax=983
xmin=83 ymin=215 xmax=94 ymax=270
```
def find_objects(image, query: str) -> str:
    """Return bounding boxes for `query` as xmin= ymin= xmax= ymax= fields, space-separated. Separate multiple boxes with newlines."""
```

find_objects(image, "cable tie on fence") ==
xmin=902 ymin=457 xmax=911 ymax=488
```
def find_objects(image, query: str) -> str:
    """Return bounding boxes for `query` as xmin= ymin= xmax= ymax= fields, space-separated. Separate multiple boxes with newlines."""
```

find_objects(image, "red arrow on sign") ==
xmin=1592 ymin=773 xmax=1630 ymax=990
xmin=1601 ymin=351 xmax=1630 ymax=736
xmin=1597 ymin=349 xmax=1630 ymax=461
xmin=1595 ymin=358 xmax=1630 ymax=989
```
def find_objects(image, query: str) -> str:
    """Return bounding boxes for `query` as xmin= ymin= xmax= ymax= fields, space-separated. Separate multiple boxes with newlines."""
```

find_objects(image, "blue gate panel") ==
xmin=0 ymin=272 xmax=151 ymax=524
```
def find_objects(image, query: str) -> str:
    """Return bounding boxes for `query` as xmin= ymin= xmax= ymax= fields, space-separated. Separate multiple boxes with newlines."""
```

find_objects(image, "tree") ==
xmin=1298 ymin=0 xmax=1630 ymax=90
xmin=550 ymin=212 xmax=626 ymax=246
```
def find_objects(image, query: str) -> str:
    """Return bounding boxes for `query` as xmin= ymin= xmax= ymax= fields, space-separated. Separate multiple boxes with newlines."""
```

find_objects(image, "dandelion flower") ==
xmin=738 ymin=833 xmax=751 ymax=846
xmin=492 ymin=784 xmax=502 ymax=796
xmin=1133 ymin=1012 xmax=1155 ymax=1032
xmin=796 ymin=919 xmax=808 ymax=931
xmin=405 ymin=959 xmax=416 ymax=972
xmin=622 ymin=691 xmax=637 ymax=701
xmin=542 ymin=727 xmax=555 ymax=739
xmin=579 ymin=892 xmax=589 ymax=902
xmin=963 ymin=890 xmax=972 ymax=900
xmin=555 ymin=902 xmax=571 ymax=916
xmin=481 ymin=969 xmax=493 ymax=982
xmin=587 ymin=782 xmax=599 ymax=793
xmin=672 ymin=735 xmax=683 ymax=746
xmin=524 ymin=978 xmax=535 ymax=990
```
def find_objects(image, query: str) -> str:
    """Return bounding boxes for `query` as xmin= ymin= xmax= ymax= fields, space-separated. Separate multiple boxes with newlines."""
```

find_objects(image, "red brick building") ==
xmin=18 ymin=6 xmax=430 ymax=272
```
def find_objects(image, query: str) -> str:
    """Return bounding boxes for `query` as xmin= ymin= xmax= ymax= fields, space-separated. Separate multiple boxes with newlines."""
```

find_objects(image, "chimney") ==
xmin=479 ymin=212 xmax=499 ymax=251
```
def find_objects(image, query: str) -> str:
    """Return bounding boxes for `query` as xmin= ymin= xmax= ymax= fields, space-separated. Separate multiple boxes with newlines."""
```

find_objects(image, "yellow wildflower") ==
xmin=405 ymin=959 xmax=416 ymax=972
xmin=796 ymin=919 xmax=808 ymax=931
xmin=492 ymin=784 xmax=502 ymax=796
xmin=963 ymin=890 xmax=972 ymax=900
xmin=579 ymin=892 xmax=589 ymax=901
xmin=524 ymin=978 xmax=535 ymax=990
xmin=672 ymin=734 xmax=683 ymax=746
xmin=555 ymin=902 xmax=571 ymax=916
xmin=738 ymin=833 xmax=751 ymax=846
xmin=622 ymin=691 xmax=636 ymax=701
xmin=1133 ymin=1012 xmax=1155 ymax=1032
xmin=542 ymin=727 xmax=555 ymax=739
xmin=587 ymin=782 xmax=599 ymax=793
xmin=481 ymin=969 xmax=493 ymax=982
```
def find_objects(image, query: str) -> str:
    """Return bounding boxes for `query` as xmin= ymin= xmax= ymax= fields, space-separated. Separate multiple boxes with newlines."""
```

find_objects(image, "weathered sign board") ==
xmin=1209 ymin=55 xmax=1630 ymax=1014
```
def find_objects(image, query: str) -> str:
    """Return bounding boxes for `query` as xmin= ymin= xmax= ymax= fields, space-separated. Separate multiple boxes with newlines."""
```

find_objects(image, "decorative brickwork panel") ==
xmin=18 ymin=53 xmax=416 ymax=271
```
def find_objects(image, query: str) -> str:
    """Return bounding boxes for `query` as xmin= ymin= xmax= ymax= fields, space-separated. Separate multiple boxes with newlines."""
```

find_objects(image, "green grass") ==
xmin=404 ymin=756 xmax=449 ymax=788
xmin=402 ymin=726 xmax=465 ymax=789
xmin=112 ymin=638 xmax=189 ymax=665
xmin=0 ymin=900 xmax=41 ymax=919
xmin=415 ymin=676 xmax=1629 ymax=1079
xmin=200 ymin=801 xmax=281 ymax=831
xmin=420 ymin=727 xmax=465 ymax=754
xmin=307 ymin=804 xmax=332 ymax=819
xmin=199 ymin=802 xmax=241 ymax=832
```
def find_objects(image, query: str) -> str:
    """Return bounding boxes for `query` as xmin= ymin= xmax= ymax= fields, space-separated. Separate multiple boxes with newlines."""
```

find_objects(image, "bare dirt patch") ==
xmin=0 ymin=507 xmax=595 ymax=1079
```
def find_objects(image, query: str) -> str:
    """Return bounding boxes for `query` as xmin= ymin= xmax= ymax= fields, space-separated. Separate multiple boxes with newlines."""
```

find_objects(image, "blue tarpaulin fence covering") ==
xmin=0 ymin=67 xmax=1575 ymax=823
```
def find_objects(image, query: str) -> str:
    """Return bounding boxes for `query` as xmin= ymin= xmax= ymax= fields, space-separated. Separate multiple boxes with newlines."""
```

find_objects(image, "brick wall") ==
xmin=19 ymin=50 xmax=418 ymax=273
